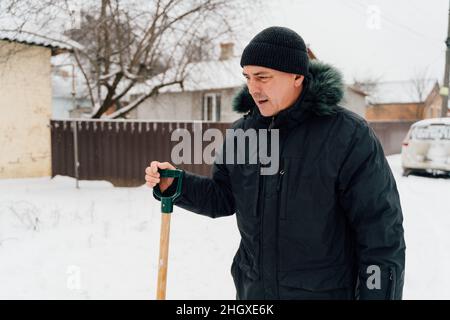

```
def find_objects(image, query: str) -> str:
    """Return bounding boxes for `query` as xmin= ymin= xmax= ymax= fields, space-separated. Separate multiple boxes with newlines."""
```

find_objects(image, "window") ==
xmin=411 ymin=125 xmax=450 ymax=140
xmin=203 ymin=93 xmax=221 ymax=121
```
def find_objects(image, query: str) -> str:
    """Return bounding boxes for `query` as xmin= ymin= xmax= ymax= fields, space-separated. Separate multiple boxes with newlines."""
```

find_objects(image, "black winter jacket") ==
xmin=157 ymin=60 xmax=406 ymax=300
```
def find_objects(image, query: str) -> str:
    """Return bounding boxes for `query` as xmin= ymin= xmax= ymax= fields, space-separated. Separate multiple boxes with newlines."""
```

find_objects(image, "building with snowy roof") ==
xmin=128 ymin=43 xmax=367 ymax=122
xmin=0 ymin=29 xmax=80 ymax=178
xmin=365 ymin=79 xmax=443 ymax=121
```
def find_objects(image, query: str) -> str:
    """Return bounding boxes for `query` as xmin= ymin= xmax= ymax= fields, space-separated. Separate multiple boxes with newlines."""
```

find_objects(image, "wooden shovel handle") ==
xmin=156 ymin=213 xmax=171 ymax=300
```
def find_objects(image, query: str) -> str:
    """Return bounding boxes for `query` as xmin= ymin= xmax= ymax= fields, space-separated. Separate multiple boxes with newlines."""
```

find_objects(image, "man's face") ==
xmin=242 ymin=65 xmax=304 ymax=117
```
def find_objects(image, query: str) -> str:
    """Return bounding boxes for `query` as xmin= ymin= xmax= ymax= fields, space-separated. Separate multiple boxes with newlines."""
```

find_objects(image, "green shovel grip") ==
xmin=153 ymin=169 xmax=184 ymax=213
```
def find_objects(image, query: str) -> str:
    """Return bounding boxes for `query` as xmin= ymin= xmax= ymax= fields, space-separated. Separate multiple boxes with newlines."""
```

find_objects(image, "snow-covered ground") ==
xmin=0 ymin=154 xmax=449 ymax=300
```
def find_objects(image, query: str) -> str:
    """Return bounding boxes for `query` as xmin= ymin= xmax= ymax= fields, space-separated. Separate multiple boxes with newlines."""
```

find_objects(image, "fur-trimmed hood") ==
xmin=232 ymin=60 xmax=345 ymax=117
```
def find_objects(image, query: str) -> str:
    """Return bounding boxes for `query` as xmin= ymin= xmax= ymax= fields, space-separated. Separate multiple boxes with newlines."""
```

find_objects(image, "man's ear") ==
xmin=294 ymin=75 xmax=304 ymax=86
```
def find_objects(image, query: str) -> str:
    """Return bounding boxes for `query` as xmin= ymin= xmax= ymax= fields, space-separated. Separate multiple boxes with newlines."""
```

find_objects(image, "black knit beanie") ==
xmin=240 ymin=26 xmax=309 ymax=75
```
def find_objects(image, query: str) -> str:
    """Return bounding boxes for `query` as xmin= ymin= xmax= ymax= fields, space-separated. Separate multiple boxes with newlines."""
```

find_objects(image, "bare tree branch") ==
xmin=2 ymin=0 xmax=260 ymax=118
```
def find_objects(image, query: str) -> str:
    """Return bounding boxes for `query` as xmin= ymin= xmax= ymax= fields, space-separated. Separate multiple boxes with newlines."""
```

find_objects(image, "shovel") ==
xmin=153 ymin=169 xmax=184 ymax=300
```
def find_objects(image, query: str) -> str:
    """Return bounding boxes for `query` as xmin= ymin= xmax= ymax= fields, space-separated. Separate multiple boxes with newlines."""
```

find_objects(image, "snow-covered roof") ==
xmin=369 ymin=79 xmax=439 ymax=104
xmin=129 ymin=54 xmax=366 ymax=98
xmin=412 ymin=117 xmax=450 ymax=127
xmin=0 ymin=29 xmax=82 ymax=53
xmin=129 ymin=57 xmax=245 ymax=95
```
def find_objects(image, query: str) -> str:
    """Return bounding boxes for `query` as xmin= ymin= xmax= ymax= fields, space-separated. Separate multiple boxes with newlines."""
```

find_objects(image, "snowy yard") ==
xmin=0 ymin=154 xmax=449 ymax=300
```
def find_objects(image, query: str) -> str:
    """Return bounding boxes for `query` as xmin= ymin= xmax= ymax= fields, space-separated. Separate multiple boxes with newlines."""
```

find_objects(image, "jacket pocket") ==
xmin=357 ymin=264 xmax=402 ymax=300
xmin=279 ymin=157 xmax=305 ymax=221
xmin=279 ymin=157 xmax=337 ymax=221
xmin=277 ymin=264 xmax=355 ymax=299
xmin=278 ymin=264 xmax=354 ymax=291
xmin=230 ymin=163 xmax=260 ymax=218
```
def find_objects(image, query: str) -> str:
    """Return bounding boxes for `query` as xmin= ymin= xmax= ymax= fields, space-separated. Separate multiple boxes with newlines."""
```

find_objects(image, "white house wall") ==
xmin=0 ymin=40 xmax=52 ymax=178
xmin=134 ymin=88 xmax=242 ymax=122
xmin=135 ymin=91 xmax=195 ymax=120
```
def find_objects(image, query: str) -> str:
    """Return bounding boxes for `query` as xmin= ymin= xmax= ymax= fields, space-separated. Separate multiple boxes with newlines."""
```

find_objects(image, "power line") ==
xmin=342 ymin=0 xmax=444 ymax=47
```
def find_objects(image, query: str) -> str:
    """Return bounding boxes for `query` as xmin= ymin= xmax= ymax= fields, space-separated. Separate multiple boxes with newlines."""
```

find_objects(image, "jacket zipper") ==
xmin=268 ymin=116 xmax=275 ymax=131
xmin=275 ymin=167 xmax=284 ymax=298
xmin=259 ymin=115 xmax=276 ymax=287
xmin=258 ymin=172 xmax=264 ymax=282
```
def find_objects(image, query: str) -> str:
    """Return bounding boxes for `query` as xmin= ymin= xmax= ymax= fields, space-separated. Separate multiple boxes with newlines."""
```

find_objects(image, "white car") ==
xmin=401 ymin=117 xmax=450 ymax=176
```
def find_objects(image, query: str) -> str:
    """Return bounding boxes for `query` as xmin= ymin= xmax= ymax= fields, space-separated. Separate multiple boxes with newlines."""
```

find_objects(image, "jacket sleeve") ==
xmin=337 ymin=122 xmax=406 ymax=300
xmin=153 ymin=146 xmax=236 ymax=219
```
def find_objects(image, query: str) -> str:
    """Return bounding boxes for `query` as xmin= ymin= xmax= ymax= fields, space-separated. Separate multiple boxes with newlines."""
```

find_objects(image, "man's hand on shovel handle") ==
xmin=145 ymin=161 xmax=176 ymax=193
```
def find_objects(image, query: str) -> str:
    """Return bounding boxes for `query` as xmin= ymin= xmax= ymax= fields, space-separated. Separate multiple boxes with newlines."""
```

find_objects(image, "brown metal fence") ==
xmin=50 ymin=119 xmax=414 ymax=187
xmin=50 ymin=120 xmax=230 ymax=187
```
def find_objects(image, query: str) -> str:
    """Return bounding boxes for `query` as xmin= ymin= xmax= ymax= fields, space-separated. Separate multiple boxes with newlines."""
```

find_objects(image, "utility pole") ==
xmin=441 ymin=0 xmax=450 ymax=117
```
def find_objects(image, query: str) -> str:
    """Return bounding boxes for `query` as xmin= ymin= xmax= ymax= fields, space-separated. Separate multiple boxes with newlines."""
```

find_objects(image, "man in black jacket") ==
xmin=145 ymin=26 xmax=406 ymax=300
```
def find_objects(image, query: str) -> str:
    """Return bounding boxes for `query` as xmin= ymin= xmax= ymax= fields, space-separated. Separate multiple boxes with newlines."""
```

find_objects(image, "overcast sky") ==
xmin=238 ymin=0 xmax=448 ymax=84
xmin=1 ymin=0 xmax=447 ymax=85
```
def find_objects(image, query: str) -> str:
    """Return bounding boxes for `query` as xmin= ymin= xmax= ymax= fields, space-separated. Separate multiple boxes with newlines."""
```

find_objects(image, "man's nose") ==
xmin=247 ymin=79 xmax=261 ymax=96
